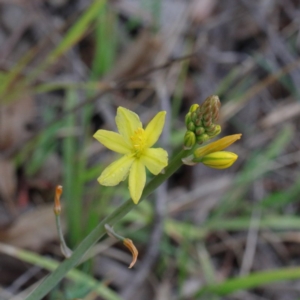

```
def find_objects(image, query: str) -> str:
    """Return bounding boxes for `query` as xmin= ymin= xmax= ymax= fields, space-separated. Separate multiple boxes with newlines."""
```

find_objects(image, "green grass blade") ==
xmin=196 ymin=267 xmax=300 ymax=296
xmin=26 ymin=0 xmax=107 ymax=84
xmin=165 ymin=216 xmax=300 ymax=241
xmin=0 ymin=49 xmax=36 ymax=104
xmin=0 ymin=243 xmax=120 ymax=300
xmin=63 ymin=89 xmax=82 ymax=247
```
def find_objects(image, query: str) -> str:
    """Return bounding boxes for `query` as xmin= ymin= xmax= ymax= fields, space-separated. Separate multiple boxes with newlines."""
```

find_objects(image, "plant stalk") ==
xmin=25 ymin=148 xmax=192 ymax=300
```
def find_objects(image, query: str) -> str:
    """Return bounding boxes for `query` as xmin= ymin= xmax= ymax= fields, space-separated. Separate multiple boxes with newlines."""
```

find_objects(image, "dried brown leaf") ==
xmin=0 ymin=204 xmax=64 ymax=251
xmin=0 ymin=95 xmax=35 ymax=152
xmin=0 ymin=158 xmax=17 ymax=213
xmin=260 ymin=101 xmax=300 ymax=128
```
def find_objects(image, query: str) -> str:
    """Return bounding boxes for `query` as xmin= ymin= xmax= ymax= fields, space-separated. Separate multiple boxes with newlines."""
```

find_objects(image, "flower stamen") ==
xmin=130 ymin=127 xmax=146 ymax=155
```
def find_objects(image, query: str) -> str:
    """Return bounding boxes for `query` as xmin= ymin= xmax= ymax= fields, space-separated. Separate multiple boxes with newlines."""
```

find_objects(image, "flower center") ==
xmin=130 ymin=127 xmax=146 ymax=156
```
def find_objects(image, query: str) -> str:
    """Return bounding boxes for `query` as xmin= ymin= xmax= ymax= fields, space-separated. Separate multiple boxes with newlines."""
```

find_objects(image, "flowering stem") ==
xmin=25 ymin=148 xmax=192 ymax=300
xmin=53 ymin=186 xmax=73 ymax=258
xmin=55 ymin=215 xmax=73 ymax=259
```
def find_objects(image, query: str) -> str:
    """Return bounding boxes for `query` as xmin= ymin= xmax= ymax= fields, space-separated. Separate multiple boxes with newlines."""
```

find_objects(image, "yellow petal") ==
xmin=141 ymin=148 xmax=168 ymax=175
xmin=98 ymin=155 xmax=134 ymax=186
xmin=94 ymin=130 xmax=131 ymax=154
xmin=144 ymin=111 xmax=166 ymax=147
xmin=115 ymin=107 xmax=142 ymax=143
xmin=129 ymin=159 xmax=146 ymax=204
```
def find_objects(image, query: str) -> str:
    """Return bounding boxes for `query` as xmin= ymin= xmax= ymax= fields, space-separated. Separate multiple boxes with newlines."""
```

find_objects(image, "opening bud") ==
xmin=201 ymin=151 xmax=238 ymax=169
xmin=194 ymin=134 xmax=242 ymax=159
xmin=182 ymin=134 xmax=242 ymax=166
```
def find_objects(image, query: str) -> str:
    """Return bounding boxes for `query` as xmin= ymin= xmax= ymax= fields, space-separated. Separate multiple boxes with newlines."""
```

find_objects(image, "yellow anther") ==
xmin=130 ymin=127 xmax=146 ymax=154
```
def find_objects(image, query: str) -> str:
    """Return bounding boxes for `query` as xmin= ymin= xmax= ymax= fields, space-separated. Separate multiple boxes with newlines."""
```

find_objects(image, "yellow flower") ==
xmin=94 ymin=107 xmax=168 ymax=204
xmin=201 ymin=151 xmax=238 ymax=169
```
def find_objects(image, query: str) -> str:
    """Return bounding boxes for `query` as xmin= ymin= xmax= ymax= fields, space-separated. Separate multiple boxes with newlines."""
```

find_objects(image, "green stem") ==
xmin=25 ymin=148 xmax=191 ymax=300
xmin=55 ymin=215 xmax=72 ymax=258
xmin=105 ymin=224 xmax=125 ymax=241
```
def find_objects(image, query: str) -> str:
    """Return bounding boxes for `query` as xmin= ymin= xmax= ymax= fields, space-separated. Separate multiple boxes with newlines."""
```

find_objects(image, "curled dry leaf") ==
xmin=0 ymin=158 xmax=17 ymax=214
xmin=123 ymin=238 xmax=138 ymax=269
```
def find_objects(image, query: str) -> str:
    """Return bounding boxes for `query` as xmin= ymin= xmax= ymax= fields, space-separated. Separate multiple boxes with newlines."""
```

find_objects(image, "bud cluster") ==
xmin=184 ymin=95 xmax=221 ymax=149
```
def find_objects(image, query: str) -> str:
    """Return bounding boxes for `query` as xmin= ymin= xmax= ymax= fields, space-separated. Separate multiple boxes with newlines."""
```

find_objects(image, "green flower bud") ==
xmin=214 ymin=125 xmax=222 ymax=135
xmin=193 ymin=119 xmax=200 ymax=126
xmin=183 ymin=131 xmax=196 ymax=150
xmin=189 ymin=104 xmax=199 ymax=113
xmin=191 ymin=111 xmax=197 ymax=123
xmin=208 ymin=125 xmax=221 ymax=138
xmin=203 ymin=113 xmax=212 ymax=128
xmin=185 ymin=112 xmax=192 ymax=127
xmin=196 ymin=107 xmax=202 ymax=119
xmin=196 ymin=133 xmax=210 ymax=144
xmin=187 ymin=122 xmax=195 ymax=131
xmin=195 ymin=126 xmax=205 ymax=136
xmin=206 ymin=124 xmax=216 ymax=134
